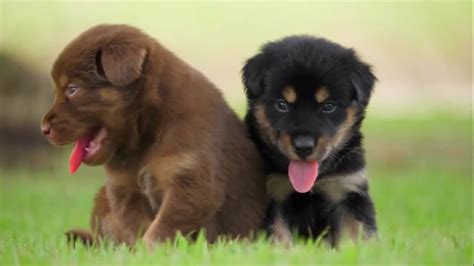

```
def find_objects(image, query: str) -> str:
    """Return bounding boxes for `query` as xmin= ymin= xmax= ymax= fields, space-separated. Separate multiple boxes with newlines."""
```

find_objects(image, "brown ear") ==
xmin=96 ymin=43 xmax=147 ymax=86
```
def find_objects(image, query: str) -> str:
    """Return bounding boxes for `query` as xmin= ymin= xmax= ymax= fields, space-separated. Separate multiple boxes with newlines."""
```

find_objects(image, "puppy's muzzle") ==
xmin=292 ymin=135 xmax=315 ymax=159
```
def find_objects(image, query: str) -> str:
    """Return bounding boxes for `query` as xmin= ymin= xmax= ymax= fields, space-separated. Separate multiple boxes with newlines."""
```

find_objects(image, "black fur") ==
xmin=242 ymin=35 xmax=377 ymax=247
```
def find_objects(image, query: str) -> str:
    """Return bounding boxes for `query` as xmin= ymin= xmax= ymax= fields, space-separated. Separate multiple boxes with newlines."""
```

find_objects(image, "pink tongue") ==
xmin=288 ymin=161 xmax=319 ymax=193
xmin=69 ymin=138 xmax=89 ymax=174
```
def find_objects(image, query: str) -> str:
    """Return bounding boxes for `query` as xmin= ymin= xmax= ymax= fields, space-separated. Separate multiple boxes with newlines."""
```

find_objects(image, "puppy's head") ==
xmin=41 ymin=24 xmax=154 ymax=167
xmin=242 ymin=36 xmax=375 ymax=173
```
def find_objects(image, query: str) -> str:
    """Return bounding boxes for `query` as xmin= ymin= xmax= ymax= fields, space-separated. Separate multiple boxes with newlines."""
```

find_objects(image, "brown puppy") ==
xmin=41 ymin=24 xmax=266 ymax=248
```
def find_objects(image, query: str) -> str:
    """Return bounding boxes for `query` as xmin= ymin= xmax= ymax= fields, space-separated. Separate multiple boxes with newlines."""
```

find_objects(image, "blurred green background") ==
xmin=0 ymin=1 xmax=472 ymax=264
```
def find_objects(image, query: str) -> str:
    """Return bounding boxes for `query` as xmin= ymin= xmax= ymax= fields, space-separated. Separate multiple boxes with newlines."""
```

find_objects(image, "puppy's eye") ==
xmin=322 ymin=101 xmax=337 ymax=113
xmin=65 ymin=84 xmax=80 ymax=97
xmin=275 ymin=99 xmax=290 ymax=112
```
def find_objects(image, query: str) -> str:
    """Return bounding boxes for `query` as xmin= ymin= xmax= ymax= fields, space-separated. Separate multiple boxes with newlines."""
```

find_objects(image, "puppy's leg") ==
xmin=342 ymin=192 xmax=377 ymax=241
xmin=106 ymin=185 xmax=154 ymax=245
xmin=65 ymin=186 xmax=109 ymax=247
xmin=270 ymin=215 xmax=293 ymax=248
xmin=325 ymin=192 xmax=377 ymax=248
xmin=264 ymin=201 xmax=293 ymax=247
xmin=142 ymin=173 xmax=220 ymax=250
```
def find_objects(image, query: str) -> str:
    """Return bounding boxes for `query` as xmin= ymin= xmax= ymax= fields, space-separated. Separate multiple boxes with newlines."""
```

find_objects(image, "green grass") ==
xmin=0 ymin=114 xmax=472 ymax=265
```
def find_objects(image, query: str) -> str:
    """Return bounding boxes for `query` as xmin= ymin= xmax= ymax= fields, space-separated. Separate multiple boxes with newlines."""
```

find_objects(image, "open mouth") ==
xmin=288 ymin=160 xmax=319 ymax=193
xmin=69 ymin=127 xmax=108 ymax=174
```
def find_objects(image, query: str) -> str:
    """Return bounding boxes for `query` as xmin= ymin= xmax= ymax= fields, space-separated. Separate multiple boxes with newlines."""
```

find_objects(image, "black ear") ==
xmin=350 ymin=57 xmax=376 ymax=107
xmin=241 ymin=53 xmax=267 ymax=99
xmin=95 ymin=43 xmax=147 ymax=86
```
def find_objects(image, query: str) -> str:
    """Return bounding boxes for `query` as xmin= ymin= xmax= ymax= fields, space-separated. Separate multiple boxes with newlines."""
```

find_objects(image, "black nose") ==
xmin=293 ymin=135 xmax=315 ymax=158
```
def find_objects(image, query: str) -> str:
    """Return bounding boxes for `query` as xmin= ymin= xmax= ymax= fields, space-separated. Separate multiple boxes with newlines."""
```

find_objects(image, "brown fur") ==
xmin=41 ymin=24 xmax=266 ymax=248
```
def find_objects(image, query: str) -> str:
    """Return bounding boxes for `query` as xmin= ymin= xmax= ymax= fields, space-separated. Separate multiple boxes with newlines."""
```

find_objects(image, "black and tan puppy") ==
xmin=40 ymin=24 xmax=266 ymax=248
xmin=242 ymin=36 xmax=377 ymax=248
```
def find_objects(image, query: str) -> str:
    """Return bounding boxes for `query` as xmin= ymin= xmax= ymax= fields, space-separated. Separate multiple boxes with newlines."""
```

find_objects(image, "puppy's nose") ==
xmin=293 ymin=135 xmax=315 ymax=158
xmin=41 ymin=123 xmax=51 ymax=137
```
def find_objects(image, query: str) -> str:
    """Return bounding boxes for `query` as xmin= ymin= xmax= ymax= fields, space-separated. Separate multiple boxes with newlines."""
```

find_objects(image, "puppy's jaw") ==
xmin=82 ymin=130 xmax=117 ymax=166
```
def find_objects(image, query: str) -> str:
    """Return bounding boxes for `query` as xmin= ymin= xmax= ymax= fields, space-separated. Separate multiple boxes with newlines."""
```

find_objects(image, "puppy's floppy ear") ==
xmin=242 ymin=53 xmax=267 ymax=99
xmin=95 ymin=43 xmax=147 ymax=86
xmin=350 ymin=56 xmax=376 ymax=107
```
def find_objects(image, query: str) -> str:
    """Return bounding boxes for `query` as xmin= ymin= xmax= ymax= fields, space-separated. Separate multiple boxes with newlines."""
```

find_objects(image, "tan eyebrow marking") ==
xmin=282 ymin=86 xmax=297 ymax=103
xmin=99 ymin=87 xmax=121 ymax=103
xmin=59 ymin=75 xmax=69 ymax=87
xmin=315 ymin=87 xmax=329 ymax=103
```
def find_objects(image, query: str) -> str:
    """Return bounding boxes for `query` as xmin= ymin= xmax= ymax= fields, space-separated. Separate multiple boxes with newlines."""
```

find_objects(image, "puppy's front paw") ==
xmin=65 ymin=229 xmax=94 ymax=247
xmin=270 ymin=218 xmax=294 ymax=249
xmin=142 ymin=233 xmax=157 ymax=252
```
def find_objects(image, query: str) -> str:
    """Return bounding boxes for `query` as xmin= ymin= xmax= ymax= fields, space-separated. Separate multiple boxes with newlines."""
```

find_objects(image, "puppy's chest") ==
xmin=267 ymin=169 xmax=368 ymax=203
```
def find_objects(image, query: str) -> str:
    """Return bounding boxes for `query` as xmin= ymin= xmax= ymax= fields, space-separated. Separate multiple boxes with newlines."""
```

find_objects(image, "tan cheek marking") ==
xmin=332 ymin=104 xmax=357 ymax=148
xmin=267 ymin=174 xmax=293 ymax=202
xmin=282 ymin=86 xmax=297 ymax=103
xmin=306 ymin=136 xmax=329 ymax=161
xmin=59 ymin=75 xmax=69 ymax=87
xmin=277 ymin=132 xmax=299 ymax=160
xmin=315 ymin=87 xmax=329 ymax=103
xmin=254 ymin=103 xmax=277 ymax=145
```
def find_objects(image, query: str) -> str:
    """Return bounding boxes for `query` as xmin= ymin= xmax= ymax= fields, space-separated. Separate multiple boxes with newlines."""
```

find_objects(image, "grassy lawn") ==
xmin=0 ymin=2 xmax=471 ymax=264
xmin=0 ymin=113 xmax=472 ymax=265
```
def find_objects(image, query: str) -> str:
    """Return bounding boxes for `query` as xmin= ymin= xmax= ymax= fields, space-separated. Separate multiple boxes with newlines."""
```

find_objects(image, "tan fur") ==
xmin=147 ymin=151 xmax=200 ymax=189
xmin=59 ymin=75 xmax=68 ymax=87
xmin=267 ymin=174 xmax=293 ymax=203
xmin=98 ymin=88 xmax=122 ymax=103
xmin=277 ymin=132 xmax=300 ymax=161
xmin=282 ymin=86 xmax=297 ymax=103
xmin=137 ymin=169 xmax=160 ymax=213
xmin=342 ymin=214 xmax=362 ymax=242
xmin=330 ymin=212 xmax=375 ymax=248
xmin=41 ymin=24 xmax=266 ymax=248
xmin=332 ymin=104 xmax=357 ymax=149
xmin=270 ymin=215 xmax=293 ymax=248
xmin=315 ymin=87 xmax=329 ymax=103
xmin=254 ymin=103 xmax=278 ymax=145
xmin=314 ymin=169 xmax=368 ymax=202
